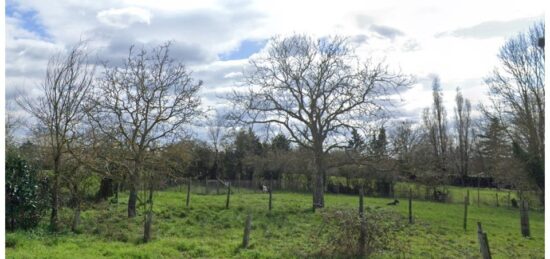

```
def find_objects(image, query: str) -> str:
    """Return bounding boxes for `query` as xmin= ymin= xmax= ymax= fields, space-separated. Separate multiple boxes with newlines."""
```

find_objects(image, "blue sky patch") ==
xmin=6 ymin=0 xmax=51 ymax=40
xmin=219 ymin=39 xmax=267 ymax=61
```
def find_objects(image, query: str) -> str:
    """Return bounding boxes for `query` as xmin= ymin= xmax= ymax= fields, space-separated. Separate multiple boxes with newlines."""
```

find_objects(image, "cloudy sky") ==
xmin=5 ymin=0 xmax=545 ymax=139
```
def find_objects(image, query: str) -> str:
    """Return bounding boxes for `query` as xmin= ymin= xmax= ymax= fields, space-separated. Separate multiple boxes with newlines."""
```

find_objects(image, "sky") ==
xmin=4 ymin=0 xmax=545 ymax=141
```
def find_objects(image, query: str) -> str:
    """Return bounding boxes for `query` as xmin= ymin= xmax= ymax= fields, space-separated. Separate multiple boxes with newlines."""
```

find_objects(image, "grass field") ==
xmin=6 ymin=187 xmax=544 ymax=258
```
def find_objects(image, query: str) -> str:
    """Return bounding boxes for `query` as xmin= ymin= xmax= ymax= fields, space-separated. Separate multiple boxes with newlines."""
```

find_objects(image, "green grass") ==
xmin=6 ymin=186 xmax=544 ymax=258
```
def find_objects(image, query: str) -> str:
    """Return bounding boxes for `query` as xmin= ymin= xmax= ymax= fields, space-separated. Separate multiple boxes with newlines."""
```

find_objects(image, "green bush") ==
xmin=6 ymin=150 xmax=48 ymax=231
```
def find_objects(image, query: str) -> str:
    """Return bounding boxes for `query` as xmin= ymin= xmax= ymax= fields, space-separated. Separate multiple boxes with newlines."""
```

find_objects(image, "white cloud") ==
xmin=97 ymin=7 xmax=152 ymax=28
xmin=5 ymin=0 xmax=545 ymax=139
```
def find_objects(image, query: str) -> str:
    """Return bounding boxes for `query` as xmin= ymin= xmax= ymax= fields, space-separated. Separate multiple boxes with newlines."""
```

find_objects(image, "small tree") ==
xmin=17 ymin=42 xmax=94 ymax=231
xmin=87 ymin=42 xmax=202 ymax=242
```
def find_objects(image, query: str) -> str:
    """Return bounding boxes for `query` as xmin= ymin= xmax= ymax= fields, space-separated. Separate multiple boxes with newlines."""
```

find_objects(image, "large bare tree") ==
xmin=86 ymin=42 xmax=202 ymax=225
xmin=483 ymin=22 xmax=544 ymax=202
xmin=18 ymin=42 xmax=94 ymax=231
xmin=229 ymin=34 xmax=411 ymax=209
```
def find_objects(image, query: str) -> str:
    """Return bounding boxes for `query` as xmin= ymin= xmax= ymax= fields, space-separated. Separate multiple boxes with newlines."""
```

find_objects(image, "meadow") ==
xmin=6 ymin=186 xmax=544 ymax=258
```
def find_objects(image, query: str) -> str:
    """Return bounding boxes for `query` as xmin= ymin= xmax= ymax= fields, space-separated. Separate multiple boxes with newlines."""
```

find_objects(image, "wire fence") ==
xmin=168 ymin=177 xmax=543 ymax=211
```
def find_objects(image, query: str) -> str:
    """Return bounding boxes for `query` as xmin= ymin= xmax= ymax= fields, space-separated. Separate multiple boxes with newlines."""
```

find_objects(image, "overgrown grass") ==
xmin=6 ymin=186 xmax=544 ymax=258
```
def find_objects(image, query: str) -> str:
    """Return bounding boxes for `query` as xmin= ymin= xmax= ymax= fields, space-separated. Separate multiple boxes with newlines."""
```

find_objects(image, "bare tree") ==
xmin=454 ymin=88 xmax=472 ymax=185
xmin=423 ymin=77 xmax=449 ymax=175
xmin=86 ymin=42 xmax=202 ymax=226
xmin=17 ymin=42 xmax=94 ymax=231
xmin=228 ymin=34 xmax=412 ymax=209
xmin=483 ymin=22 xmax=544 ymax=202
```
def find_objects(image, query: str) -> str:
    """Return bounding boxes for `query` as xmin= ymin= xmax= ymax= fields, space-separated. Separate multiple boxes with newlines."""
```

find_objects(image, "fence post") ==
xmin=477 ymin=187 xmax=480 ymax=207
xmin=495 ymin=192 xmax=499 ymax=207
xmin=463 ymin=190 xmax=469 ymax=231
xmin=269 ymin=178 xmax=273 ymax=211
xmin=408 ymin=188 xmax=413 ymax=224
xmin=477 ymin=222 xmax=492 ymax=259
xmin=226 ymin=182 xmax=231 ymax=209
xmin=508 ymin=191 xmax=511 ymax=208
xmin=242 ymin=214 xmax=252 ymax=248
xmin=186 ymin=178 xmax=191 ymax=208
xmin=520 ymin=199 xmax=530 ymax=237
xmin=358 ymin=187 xmax=366 ymax=257
xmin=204 ymin=178 xmax=208 ymax=195
xmin=477 ymin=178 xmax=480 ymax=207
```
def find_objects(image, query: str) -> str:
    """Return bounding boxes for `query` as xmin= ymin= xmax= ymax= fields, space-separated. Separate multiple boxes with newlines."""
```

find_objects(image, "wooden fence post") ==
xmin=204 ymin=178 xmax=208 ymax=195
xmin=359 ymin=187 xmax=364 ymax=217
xmin=242 ymin=214 xmax=252 ymax=248
xmin=408 ymin=188 xmax=413 ymax=224
xmin=477 ymin=188 xmax=480 ymax=207
xmin=143 ymin=210 xmax=153 ymax=243
xmin=477 ymin=222 xmax=492 ymax=259
xmin=358 ymin=187 xmax=366 ymax=257
xmin=463 ymin=190 xmax=469 ymax=231
xmin=495 ymin=192 xmax=499 ymax=207
xmin=269 ymin=178 xmax=273 ymax=211
xmin=520 ymin=199 xmax=530 ymax=237
xmin=477 ymin=177 xmax=480 ymax=207
xmin=186 ymin=178 xmax=191 ymax=208
xmin=226 ymin=182 xmax=231 ymax=209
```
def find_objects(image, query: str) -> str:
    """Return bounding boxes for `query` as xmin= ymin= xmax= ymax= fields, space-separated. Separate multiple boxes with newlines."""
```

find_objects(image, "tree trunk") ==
xmin=520 ymin=199 xmax=530 ymax=237
xmin=128 ymin=167 xmax=139 ymax=218
xmin=96 ymin=178 xmax=113 ymax=202
xmin=72 ymin=203 xmax=81 ymax=232
xmin=50 ymin=167 xmax=60 ymax=232
xmin=312 ymin=151 xmax=325 ymax=209
xmin=128 ymin=182 xmax=138 ymax=218
xmin=71 ymin=184 xmax=81 ymax=233
xmin=225 ymin=182 xmax=231 ymax=209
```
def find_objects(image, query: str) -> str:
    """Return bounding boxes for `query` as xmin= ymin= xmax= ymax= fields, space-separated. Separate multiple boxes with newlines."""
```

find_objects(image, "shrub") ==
xmin=310 ymin=208 xmax=407 ymax=257
xmin=5 ymin=150 xmax=48 ymax=231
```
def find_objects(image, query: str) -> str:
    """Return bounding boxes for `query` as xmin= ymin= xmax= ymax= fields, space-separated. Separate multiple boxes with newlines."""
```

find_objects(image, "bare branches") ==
xmin=483 ymin=21 xmax=545 ymax=197
xmin=18 ymin=41 xmax=95 ymax=156
xmin=87 ymin=42 xmax=202 ymax=160
xmin=229 ymin=34 xmax=412 ymax=153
